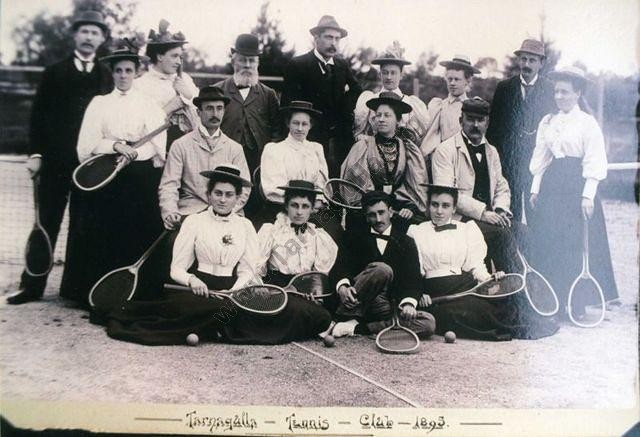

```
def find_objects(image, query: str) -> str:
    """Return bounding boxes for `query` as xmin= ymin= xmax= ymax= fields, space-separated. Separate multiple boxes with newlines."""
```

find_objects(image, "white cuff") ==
xmin=399 ymin=297 xmax=417 ymax=309
xmin=29 ymin=154 xmax=42 ymax=159
xmin=530 ymin=174 xmax=542 ymax=195
xmin=582 ymin=178 xmax=599 ymax=200
xmin=336 ymin=278 xmax=351 ymax=292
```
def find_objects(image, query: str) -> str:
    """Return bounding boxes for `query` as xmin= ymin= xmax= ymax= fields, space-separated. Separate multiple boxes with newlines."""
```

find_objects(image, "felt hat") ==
xmin=439 ymin=54 xmax=480 ymax=75
xmin=193 ymin=86 xmax=231 ymax=107
xmin=71 ymin=10 xmax=108 ymax=34
xmin=514 ymin=39 xmax=545 ymax=58
xmin=366 ymin=91 xmax=412 ymax=114
xmin=461 ymin=97 xmax=490 ymax=116
xmin=231 ymin=34 xmax=262 ymax=56
xmin=309 ymin=15 xmax=348 ymax=38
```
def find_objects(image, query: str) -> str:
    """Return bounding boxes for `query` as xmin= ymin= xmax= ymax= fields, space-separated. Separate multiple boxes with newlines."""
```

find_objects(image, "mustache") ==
xmin=208 ymin=117 xmax=221 ymax=123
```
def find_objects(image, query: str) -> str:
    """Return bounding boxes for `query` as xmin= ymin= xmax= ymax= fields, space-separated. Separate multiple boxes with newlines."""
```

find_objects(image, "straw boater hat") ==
xmin=548 ymin=66 xmax=591 ymax=87
xmin=192 ymin=86 xmax=231 ymax=107
xmin=71 ymin=10 xmax=108 ymax=34
xmin=279 ymin=101 xmax=323 ymax=117
xmin=372 ymin=41 xmax=411 ymax=67
xmin=439 ymin=54 xmax=480 ymax=75
xmin=461 ymin=97 xmax=491 ymax=116
xmin=366 ymin=91 xmax=412 ymax=114
xmin=100 ymin=39 xmax=149 ymax=67
xmin=231 ymin=34 xmax=262 ymax=56
xmin=514 ymin=39 xmax=545 ymax=58
xmin=277 ymin=179 xmax=323 ymax=194
xmin=309 ymin=15 xmax=348 ymax=38
xmin=146 ymin=19 xmax=188 ymax=48
xmin=200 ymin=164 xmax=252 ymax=187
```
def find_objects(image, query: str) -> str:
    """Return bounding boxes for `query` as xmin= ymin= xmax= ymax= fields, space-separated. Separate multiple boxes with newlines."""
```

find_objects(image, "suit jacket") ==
xmin=29 ymin=55 xmax=113 ymax=169
xmin=431 ymin=132 xmax=511 ymax=220
xmin=214 ymin=78 xmax=281 ymax=162
xmin=485 ymin=75 xmax=555 ymax=174
xmin=330 ymin=225 xmax=422 ymax=303
xmin=281 ymin=50 xmax=362 ymax=144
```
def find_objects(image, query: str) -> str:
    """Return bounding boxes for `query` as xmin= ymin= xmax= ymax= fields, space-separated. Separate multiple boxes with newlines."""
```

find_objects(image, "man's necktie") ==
xmin=523 ymin=83 xmax=533 ymax=100
xmin=434 ymin=223 xmax=457 ymax=232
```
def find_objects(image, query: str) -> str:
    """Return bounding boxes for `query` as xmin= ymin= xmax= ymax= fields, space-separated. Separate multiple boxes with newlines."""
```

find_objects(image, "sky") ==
xmin=1 ymin=0 xmax=638 ymax=76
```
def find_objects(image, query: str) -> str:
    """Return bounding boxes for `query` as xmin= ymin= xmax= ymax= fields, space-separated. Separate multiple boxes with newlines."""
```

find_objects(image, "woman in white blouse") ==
xmin=72 ymin=44 xmax=167 ymax=304
xmin=409 ymin=184 xmax=558 ymax=340
xmin=528 ymin=66 xmax=618 ymax=315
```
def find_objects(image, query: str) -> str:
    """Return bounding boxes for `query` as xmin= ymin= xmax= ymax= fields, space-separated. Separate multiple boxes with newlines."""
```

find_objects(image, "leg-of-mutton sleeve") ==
xmin=76 ymin=96 xmax=114 ymax=163
xmin=529 ymin=114 xmax=555 ymax=195
xmin=233 ymin=220 xmax=261 ymax=290
xmin=170 ymin=214 xmax=198 ymax=286
xmin=312 ymin=227 xmax=338 ymax=274
xmin=580 ymin=115 xmax=608 ymax=200
xmin=158 ymin=142 xmax=184 ymax=220
xmin=260 ymin=142 xmax=286 ymax=204
xmin=256 ymin=223 xmax=276 ymax=278
xmin=462 ymin=221 xmax=491 ymax=282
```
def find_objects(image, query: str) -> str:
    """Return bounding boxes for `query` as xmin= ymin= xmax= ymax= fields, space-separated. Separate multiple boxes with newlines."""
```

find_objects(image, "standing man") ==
xmin=214 ymin=33 xmax=281 ymax=217
xmin=431 ymin=97 xmax=520 ymax=275
xmin=421 ymin=55 xmax=480 ymax=160
xmin=281 ymin=15 xmax=362 ymax=177
xmin=8 ymin=11 xmax=113 ymax=305
xmin=486 ymin=39 xmax=555 ymax=222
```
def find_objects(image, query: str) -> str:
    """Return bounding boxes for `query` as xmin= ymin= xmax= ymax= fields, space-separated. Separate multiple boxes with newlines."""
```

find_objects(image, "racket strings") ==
xmin=90 ymin=271 xmax=136 ymax=311
xmin=232 ymin=286 xmax=287 ymax=312
xmin=75 ymin=155 xmax=119 ymax=188
xmin=377 ymin=328 xmax=419 ymax=352
xmin=525 ymin=273 xmax=559 ymax=316
xmin=568 ymin=279 xmax=606 ymax=327
xmin=325 ymin=181 xmax=364 ymax=208
xmin=476 ymin=274 xmax=524 ymax=297
xmin=25 ymin=231 xmax=52 ymax=275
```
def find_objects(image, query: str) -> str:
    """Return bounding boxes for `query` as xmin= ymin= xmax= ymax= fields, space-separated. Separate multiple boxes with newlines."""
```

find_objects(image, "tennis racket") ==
xmin=323 ymin=178 xmax=366 ymax=210
xmin=430 ymin=273 xmax=525 ymax=304
xmin=517 ymin=248 xmax=559 ymax=316
xmin=89 ymin=230 xmax=169 ymax=311
xmin=282 ymin=271 xmax=333 ymax=301
xmin=24 ymin=175 xmax=53 ymax=277
xmin=567 ymin=219 xmax=606 ymax=328
xmin=73 ymin=120 xmax=172 ymax=192
xmin=164 ymin=283 xmax=288 ymax=315
xmin=375 ymin=311 xmax=420 ymax=354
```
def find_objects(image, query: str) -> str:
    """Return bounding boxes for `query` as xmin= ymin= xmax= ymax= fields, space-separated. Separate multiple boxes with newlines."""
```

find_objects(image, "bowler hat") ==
xmin=309 ymin=15 xmax=348 ymax=38
xmin=200 ymin=164 xmax=252 ymax=187
xmin=71 ymin=10 xmax=108 ymax=34
xmin=548 ymin=66 xmax=591 ymax=87
xmin=277 ymin=179 xmax=323 ymax=194
xmin=279 ymin=101 xmax=323 ymax=117
xmin=231 ymin=34 xmax=262 ymax=56
xmin=439 ymin=54 xmax=480 ymax=75
xmin=193 ymin=86 xmax=231 ymax=107
xmin=366 ymin=91 xmax=412 ymax=115
xmin=514 ymin=39 xmax=545 ymax=58
xmin=146 ymin=19 xmax=188 ymax=47
xmin=372 ymin=41 xmax=411 ymax=67
xmin=361 ymin=190 xmax=394 ymax=208
xmin=461 ymin=97 xmax=490 ymax=116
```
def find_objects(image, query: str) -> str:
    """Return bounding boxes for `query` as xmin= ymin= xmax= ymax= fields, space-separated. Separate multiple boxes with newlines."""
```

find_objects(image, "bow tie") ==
xmin=291 ymin=223 xmax=308 ymax=235
xmin=211 ymin=212 xmax=231 ymax=222
xmin=434 ymin=223 xmax=457 ymax=232
xmin=370 ymin=232 xmax=391 ymax=241
xmin=236 ymin=84 xmax=250 ymax=90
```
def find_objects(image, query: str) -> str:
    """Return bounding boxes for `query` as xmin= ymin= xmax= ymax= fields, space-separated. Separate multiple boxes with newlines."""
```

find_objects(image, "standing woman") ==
xmin=342 ymin=92 xmax=428 ymax=227
xmin=529 ymin=66 xmax=618 ymax=316
xmin=73 ymin=43 xmax=167 ymax=305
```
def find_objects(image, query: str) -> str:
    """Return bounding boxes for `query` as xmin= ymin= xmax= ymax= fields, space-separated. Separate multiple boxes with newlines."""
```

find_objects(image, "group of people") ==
xmin=8 ymin=11 xmax=619 ymax=345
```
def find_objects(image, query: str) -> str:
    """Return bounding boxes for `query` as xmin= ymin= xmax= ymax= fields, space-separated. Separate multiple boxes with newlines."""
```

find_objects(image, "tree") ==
xmin=11 ymin=0 xmax=139 ymax=66
xmin=250 ymin=1 xmax=295 ymax=77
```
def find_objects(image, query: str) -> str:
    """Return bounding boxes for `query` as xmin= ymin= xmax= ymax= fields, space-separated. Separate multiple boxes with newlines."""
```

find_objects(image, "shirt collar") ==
xmin=461 ymin=130 xmax=486 ymax=148
xmin=74 ymin=50 xmax=95 ymax=62
xmin=520 ymin=74 xmax=539 ymax=86
xmin=198 ymin=125 xmax=221 ymax=140
xmin=314 ymin=48 xmax=335 ymax=65
xmin=207 ymin=206 xmax=233 ymax=222
xmin=370 ymin=225 xmax=392 ymax=236
xmin=383 ymin=88 xmax=403 ymax=97
xmin=286 ymin=133 xmax=307 ymax=147
xmin=148 ymin=66 xmax=176 ymax=81
xmin=431 ymin=219 xmax=453 ymax=228
xmin=447 ymin=92 xmax=467 ymax=104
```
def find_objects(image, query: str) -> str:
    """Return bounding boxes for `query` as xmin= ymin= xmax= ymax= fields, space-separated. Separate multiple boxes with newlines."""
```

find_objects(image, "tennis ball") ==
xmin=323 ymin=334 xmax=335 ymax=347
xmin=186 ymin=333 xmax=199 ymax=346
xmin=444 ymin=331 xmax=456 ymax=343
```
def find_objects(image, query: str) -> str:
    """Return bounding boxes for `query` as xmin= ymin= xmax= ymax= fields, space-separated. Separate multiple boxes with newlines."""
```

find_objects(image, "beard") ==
xmin=233 ymin=68 xmax=259 ymax=87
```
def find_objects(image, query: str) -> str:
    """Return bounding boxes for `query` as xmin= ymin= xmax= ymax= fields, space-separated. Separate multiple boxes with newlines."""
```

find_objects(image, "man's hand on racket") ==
xmin=397 ymin=208 xmax=414 ymax=220
xmin=187 ymin=276 xmax=209 ymax=297
xmin=26 ymin=156 xmax=42 ymax=178
xmin=399 ymin=303 xmax=417 ymax=321
xmin=419 ymin=293 xmax=432 ymax=308
xmin=337 ymin=284 xmax=359 ymax=309
xmin=163 ymin=213 xmax=182 ymax=230
xmin=114 ymin=142 xmax=138 ymax=162
xmin=481 ymin=210 xmax=510 ymax=227
xmin=493 ymin=271 xmax=506 ymax=281
xmin=164 ymin=95 xmax=186 ymax=115
xmin=581 ymin=197 xmax=594 ymax=220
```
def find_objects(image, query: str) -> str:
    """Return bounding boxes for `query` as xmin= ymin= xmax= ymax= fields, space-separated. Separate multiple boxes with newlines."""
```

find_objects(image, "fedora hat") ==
xmin=366 ymin=91 xmax=412 ymax=114
xmin=548 ymin=66 xmax=591 ymax=87
xmin=100 ymin=38 xmax=149 ymax=66
xmin=146 ymin=19 xmax=188 ymax=47
xmin=309 ymin=15 xmax=348 ymax=38
xmin=193 ymin=86 xmax=231 ymax=107
xmin=279 ymin=100 xmax=323 ymax=117
xmin=439 ymin=54 xmax=480 ymax=75
xmin=277 ymin=179 xmax=323 ymax=194
xmin=200 ymin=164 xmax=252 ymax=187
xmin=514 ymin=39 xmax=545 ymax=58
xmin=461 ymin=96 xmax=490 ymax=117
xmin=372 ymin=41 xmax=411 ymax=67
xmin=231 ymin=34 xmax=262 ymax=56
xmin=71 ymin=10 xmax=108 ymax=34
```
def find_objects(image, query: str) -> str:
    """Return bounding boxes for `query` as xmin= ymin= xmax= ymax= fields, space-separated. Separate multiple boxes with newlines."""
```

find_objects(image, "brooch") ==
xmin=222 ymin=234 xmax=234 ymax=246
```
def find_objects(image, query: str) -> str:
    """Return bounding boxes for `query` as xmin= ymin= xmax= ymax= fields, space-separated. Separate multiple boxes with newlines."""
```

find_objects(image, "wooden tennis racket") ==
xmin=282 ymin=271 xmax=333 ymax=301
xmin=375 ymin=311 xmax=420 ymax=354
xmin=567 ymin=219 xmax=606 ymax=328
xmin=73 ymin=120 xmax=172 ymax=192
xmin=430 ymin=273 xmax=525 ymax=304
xmin=164 ymin=283 xmax=288 ymax=315
xmin=323 ymin=178 xmax=366 ymax=210
xmin=517 ymin=248 xmax=559 ymax=316
xmin=88 ymin=230 xmax=169 ymax=312
xmin=24 ymin=175 xmax=53 ymax=277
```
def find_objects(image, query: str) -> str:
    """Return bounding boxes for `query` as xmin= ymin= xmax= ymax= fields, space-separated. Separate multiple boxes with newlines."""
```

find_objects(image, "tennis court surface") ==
xmin=0 ymin=158 xmax=638 ymax=409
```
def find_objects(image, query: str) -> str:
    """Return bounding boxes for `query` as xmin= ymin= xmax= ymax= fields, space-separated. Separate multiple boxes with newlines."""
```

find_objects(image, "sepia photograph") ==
xmin=0 ymin=0 xmax=638 ymax=435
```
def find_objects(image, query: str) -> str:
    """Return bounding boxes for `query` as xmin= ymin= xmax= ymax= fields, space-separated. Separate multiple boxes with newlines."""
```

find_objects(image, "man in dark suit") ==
xmin=281 ymin=15 xmax=362 ymax=177
xmin=8 ymin=11 xmax=113 ymax=305
xmin=486 ymin=39 xmax=555 ymax=222
xmin=329 ymin=191 xmax=435 ymax=338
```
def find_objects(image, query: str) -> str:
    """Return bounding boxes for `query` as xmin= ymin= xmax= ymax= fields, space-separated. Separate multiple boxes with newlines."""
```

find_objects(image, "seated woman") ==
xmin=99 ymin=165 xmax=331 ymax=345
xmin=341 ymin=92 xmax=428 ymax=231
xmin=257 ymin=180 xmax=338 ymax=288
xmin=408 ymin=184 xmax=558 ymax=341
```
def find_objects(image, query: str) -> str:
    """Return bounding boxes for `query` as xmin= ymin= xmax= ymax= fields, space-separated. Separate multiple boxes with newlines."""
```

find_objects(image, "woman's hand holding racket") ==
xmin=419 ymin=294 xmax=432 ymax=308
xmin=581 ymin=197 xmax=594 ymax=220
xmin=163 ymin=213 xmax=182 ymax=230
xmin=113 ymin=141 xmax=138 ymax=162
xmin=397 ymin=208 xmax=414 ymax=220
xmin=188 ymin=276 xmax=210 ymax=297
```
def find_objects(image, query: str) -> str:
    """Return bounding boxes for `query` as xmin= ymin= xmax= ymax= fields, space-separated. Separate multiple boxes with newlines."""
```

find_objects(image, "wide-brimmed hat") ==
xmin=461 ymin=97 xmax=490 ymax=117
xmin=309 ymin=15 xmax=348 ymax=38
xmin=193 ymin=86 xmax=231 ymax=107
xmin=231 ymin=34 xmax=262 ymax=56
xmin=71 ymin=10 xmax=108 ymax=34
xmin=420 ymin=183 xmax=460 ymax=197
xmin=277 ymin=179 xmax=323 ymax=194
xmin=279 ymin=101 xmax=323 ymax=117
xmin=548 ymin=66 xmax=591 ymax=87
xmin=439 ymin=54 xmax=480 ymax=75
xmin=372 ymin=41 xmax=411 ymax=67
xmin=514 ymin=39 xmax=545 ymax=58
xmin=366 ymin=91 xmax=412 ymax=114
xmin=200 ymin=164 xmax=252 ymax=187
xmin=146 ymin=19 xmax=188 ymax=47
xmin=100 ymin=39 xmax=149 ymax=66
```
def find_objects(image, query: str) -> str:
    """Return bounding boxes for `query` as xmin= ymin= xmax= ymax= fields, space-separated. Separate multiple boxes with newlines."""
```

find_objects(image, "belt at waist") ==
xmin=197 ymin=263 xmax=235 ymax=277
xmin=424 ymin=267 xmax=462 ymax=279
